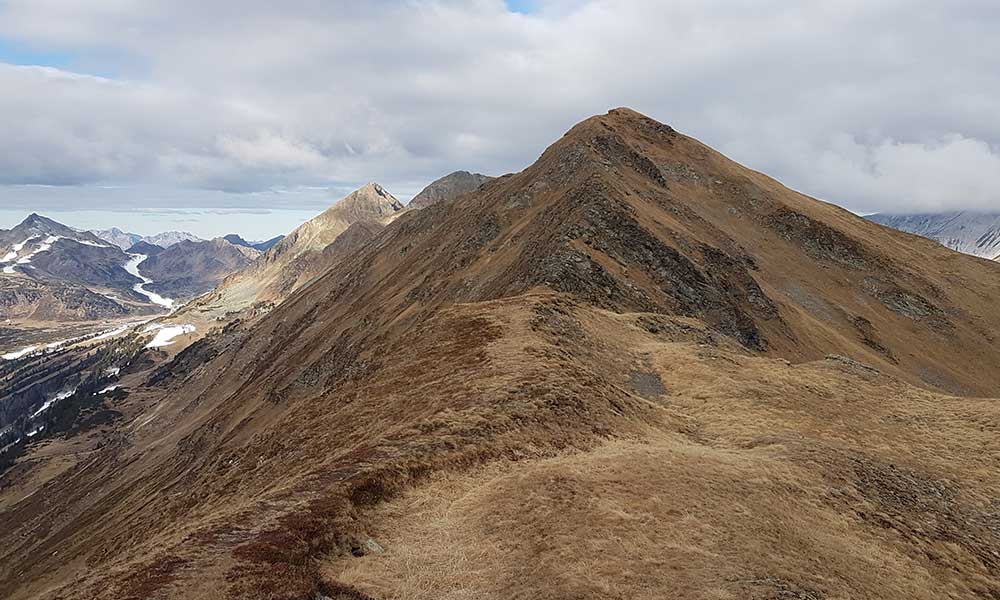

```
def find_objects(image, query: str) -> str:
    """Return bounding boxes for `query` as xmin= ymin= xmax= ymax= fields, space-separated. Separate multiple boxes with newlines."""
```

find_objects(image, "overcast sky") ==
xmin=0 ymin=0 xmax=998 ymax=237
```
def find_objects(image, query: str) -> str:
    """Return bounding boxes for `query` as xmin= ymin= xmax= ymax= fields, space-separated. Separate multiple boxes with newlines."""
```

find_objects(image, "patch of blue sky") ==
xmin=505 ymin=0 xmax=537 ymax=15
xmin=0 ymin=38 xmax=74 ymax=69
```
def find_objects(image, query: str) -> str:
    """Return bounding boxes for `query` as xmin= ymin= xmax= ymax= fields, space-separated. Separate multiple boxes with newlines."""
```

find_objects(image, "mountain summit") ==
xmin=408 ymin=170 xmax=492 ymax=209
xmin=179 ymin=182 xmax=406 ymax=317
xmin=3 ymin=109 xmax=1000 ymax=600
xmin=276 ymin=182 xmax=403 ymax=256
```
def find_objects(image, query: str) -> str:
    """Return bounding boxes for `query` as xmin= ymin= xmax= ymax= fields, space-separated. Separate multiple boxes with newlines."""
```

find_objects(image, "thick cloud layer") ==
xmin=1 ymin=0 xmax=998 ymax=214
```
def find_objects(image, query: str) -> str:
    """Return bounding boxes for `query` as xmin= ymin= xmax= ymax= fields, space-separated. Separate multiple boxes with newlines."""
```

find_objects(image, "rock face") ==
xmin=867 ymin=211 xmax=1000 ymax=260
xmin=3 ymin=109 xmax=1000 ymax=600
xmin=408 ymin=170 xmax=492 ymax=209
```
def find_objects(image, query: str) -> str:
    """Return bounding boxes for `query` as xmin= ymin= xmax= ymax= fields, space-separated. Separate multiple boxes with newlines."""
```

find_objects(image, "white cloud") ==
xmin=0 ymin=0 xmax=997 ymax=214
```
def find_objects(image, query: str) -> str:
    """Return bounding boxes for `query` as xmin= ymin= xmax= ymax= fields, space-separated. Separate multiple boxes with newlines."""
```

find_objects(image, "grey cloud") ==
xmin=0 ymin=0 xmax=998 ymax=214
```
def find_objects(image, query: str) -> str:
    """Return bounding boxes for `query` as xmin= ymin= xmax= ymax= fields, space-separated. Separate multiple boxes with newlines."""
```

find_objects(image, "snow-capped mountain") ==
xmin=92 ymin=228 xmax=203 ymax=250
xmin=144 ymin=230 xmax=202 ymax=247
xmin=90 ymin=227 xmax=142 ymax=250
xmin=867 ymin=211 xmax=1000 ymax=261
xmin=1 ymin=214 xmax=259 ymax=325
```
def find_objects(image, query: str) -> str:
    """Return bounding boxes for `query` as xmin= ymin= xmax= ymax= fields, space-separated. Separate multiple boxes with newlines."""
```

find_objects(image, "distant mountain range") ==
xmin=0 ymin=214 xmax=147 ymax=323
xmin=0 ymin=214 xmax=261 ymax=330
xmin=137 ymin=238 xmax=261 ymax=299
xmin=92 ymin=228 xmax=285 ymax=252
xmin=867 ymin=211 xmax=1000 ymax=261
xmin=222 ymin=233 xmax=284 ymax=252
xmin=91 ymin=228 xmax=202 ymax=250
xmin=178 ymin=174 xmax=491 ymax=322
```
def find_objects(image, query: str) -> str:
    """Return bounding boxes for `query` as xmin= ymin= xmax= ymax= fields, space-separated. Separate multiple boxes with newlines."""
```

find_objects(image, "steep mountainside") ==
xmin=178 ymin=183 xmax=404 ymax=320
xmin=251 ymin=235 xmax=284 ymax=251
xmin=139 ymin=239 xmax=260 ymax=299
xmin=0 ymin=214 xmax=105 ymax=250
xmin=407 ymin=170 xmax=492 ymax=209
xmin=867 ymin=211 xmax=1000 ymax=260
xmin=2 ymin=109 xmax=1000 ymax=600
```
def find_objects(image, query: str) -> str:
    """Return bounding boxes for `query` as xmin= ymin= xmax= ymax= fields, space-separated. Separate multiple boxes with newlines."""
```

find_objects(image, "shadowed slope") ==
xmin=408 ymin=171 xmax=492 ymax=210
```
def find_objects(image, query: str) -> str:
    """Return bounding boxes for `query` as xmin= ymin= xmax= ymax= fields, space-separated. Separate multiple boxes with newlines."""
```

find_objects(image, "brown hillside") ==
xmin=139 ymin=238 xmax=260 ymax=299
xmin=2 ymin=108 xmax=1000 ymax=600
xmin=178 ymin=183 xmax=404 ymax=320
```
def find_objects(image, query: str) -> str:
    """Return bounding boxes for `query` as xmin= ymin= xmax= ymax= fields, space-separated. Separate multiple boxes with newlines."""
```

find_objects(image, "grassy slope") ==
xmin=3 ymin=109 xmax=1000 ymax=599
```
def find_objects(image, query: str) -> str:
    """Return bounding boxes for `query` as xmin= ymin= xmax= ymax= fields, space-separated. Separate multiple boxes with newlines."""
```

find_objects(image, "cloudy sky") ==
xmin=0 ymin=0 xmax=998 ymax=238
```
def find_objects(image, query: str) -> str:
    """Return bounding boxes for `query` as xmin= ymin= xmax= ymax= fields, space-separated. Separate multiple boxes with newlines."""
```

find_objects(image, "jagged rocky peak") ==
xmin=335 ymin=182 xmax=404 ymax=219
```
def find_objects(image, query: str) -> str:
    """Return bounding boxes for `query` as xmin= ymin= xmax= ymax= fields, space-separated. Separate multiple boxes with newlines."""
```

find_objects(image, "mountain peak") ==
xmin=560 ymin=107 xmax=677 ymax=141
xmin=20 ymin=212 xmax=56 ymax=227
xmin=333 ymin=182 xmax=404 ymax=219
xmin=222 ymin=233 xmax=251 ymax=247
xmin=599 ymin=107 xmax=675 ymax=131
xmin=16 ymin=213 xmax=77 ymax=237
xmin=409 ymin=171 xmax=493 ymax=209
xmin=359 ymin=181 xmax=391 ymax=196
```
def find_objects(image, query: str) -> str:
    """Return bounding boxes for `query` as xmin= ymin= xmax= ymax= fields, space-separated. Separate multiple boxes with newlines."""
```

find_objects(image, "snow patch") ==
xmin=31 ymin=387 xmax=76 ymax=418
xmin=124 ymin=254 xmax=175 ymax=309
xmin=1 ymin=236 xmax=38 ymax=262
xmin=15 ymin=235 xmax=61 ymax=265
xmin=1 ymin=319 xmax=151 ymax=360
xmin=144 ymin=324 xmax=196 ymax=348
xmin=98 ymin=385 xmax=119 ymax=394
xmin=2 ymin=345 xmax=38 ymax=360
xmin=92 ymin=323 xmax=132 ymax=341
xmin=2 ymin=235 xmax=65 ymax=274
xmin=27 ymin=426 xmax=44 ymax=437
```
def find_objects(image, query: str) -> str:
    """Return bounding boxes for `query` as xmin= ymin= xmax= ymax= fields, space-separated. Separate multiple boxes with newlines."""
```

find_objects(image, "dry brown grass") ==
xmin=4 ymin=108 xmax=1000 ymax=600
xmin=322 ymin=303 xmax=1000 ymax=600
